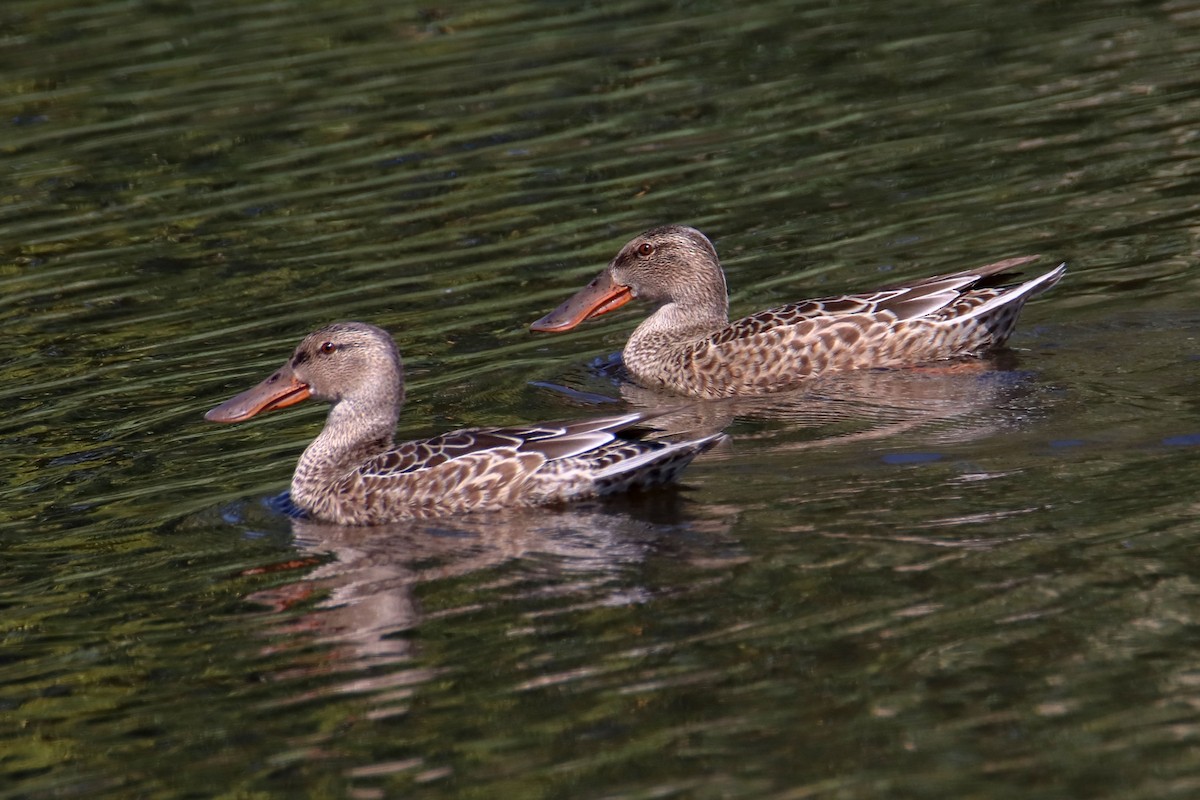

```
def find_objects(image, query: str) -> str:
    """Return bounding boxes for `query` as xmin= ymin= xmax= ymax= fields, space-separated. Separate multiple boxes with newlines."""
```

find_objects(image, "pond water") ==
xmin=3 ymin=0 xmax=1200 ymax=797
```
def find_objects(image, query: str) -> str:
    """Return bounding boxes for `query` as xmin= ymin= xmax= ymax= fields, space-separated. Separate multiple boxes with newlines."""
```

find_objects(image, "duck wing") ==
xmin=343 ymin=411 xmax=718 ymax=519
xmin=721 ymin=255 xmax=1046 ymax=341
xmin=356 ymin=412 xmax=652 ymax=479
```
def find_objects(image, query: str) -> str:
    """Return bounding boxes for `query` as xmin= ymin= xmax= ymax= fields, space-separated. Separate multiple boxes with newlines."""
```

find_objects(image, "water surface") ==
xmin=3 ymin=0 xmax=1200 ymax=797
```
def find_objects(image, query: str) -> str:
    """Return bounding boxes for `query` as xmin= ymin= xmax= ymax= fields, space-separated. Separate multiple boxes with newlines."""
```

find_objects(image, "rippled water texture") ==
xmin=3 ymin=0 xmax=1200 ymax=797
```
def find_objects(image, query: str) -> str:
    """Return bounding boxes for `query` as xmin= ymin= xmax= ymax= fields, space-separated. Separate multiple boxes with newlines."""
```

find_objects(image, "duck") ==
xmin=205 ymin=322 xmax=723 ymax=525
xmin=530 ymin=225 xmax=1066 ymax=399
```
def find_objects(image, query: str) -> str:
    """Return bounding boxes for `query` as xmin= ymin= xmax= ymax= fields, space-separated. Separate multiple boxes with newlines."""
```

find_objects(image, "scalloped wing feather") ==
xmin=654 ymin=259 xmax=1065 ymax=397
xmin=308 ymin=416 xmax=720 ymax=523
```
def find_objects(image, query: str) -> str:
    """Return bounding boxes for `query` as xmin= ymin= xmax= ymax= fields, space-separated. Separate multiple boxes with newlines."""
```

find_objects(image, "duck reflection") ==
xmin=242 ymin=488 xmax=731 ymax=693
xmin=539 ymin=349 xmax=1042 ymax=452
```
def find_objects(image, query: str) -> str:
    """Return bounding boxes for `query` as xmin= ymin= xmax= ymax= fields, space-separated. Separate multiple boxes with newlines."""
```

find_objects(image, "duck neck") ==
xmin=291 ymin=396 xmax=399 ymax=508
xmin=623 ymin=300 xmax=728 ymax=381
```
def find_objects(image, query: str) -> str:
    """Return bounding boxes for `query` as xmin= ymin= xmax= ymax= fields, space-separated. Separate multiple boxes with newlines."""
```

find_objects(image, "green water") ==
xmin=4 ymin=0 xmax=1200 ymax=797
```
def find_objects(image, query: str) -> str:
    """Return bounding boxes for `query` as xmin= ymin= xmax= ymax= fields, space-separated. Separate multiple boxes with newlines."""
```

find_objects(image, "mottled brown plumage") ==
xmin=205 ymin=322 xmax=722 ymax=525
xmin=531 ymin=225 xmax=1066 ymax=399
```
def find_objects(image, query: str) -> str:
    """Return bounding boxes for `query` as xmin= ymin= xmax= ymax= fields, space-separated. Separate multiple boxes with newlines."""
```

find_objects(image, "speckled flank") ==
xmin=208 ymin=322 xmax=722 ymax=525
xmin=538 ymin=225 xmax=1065 ymax=399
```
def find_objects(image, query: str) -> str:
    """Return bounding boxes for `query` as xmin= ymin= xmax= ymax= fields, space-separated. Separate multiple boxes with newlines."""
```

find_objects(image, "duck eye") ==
xmin=319 ymin=341 xmax=337 ymax=355
xmin=636 ymin=242 xmax=655 ymax=257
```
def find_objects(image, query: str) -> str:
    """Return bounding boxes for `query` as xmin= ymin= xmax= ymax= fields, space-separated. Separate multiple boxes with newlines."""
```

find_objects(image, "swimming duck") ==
xmin=205 ymin=322 xmax=722 ymax=525
xmin=531 ymin=225 xmax=1065 ymax=399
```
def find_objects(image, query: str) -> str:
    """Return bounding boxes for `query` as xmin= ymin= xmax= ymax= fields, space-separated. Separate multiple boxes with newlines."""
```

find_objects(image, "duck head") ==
xmin=530 ymin=224 xmax=728 ymax=332
xmin=205 ymin=322 xmax=404 ymax=423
